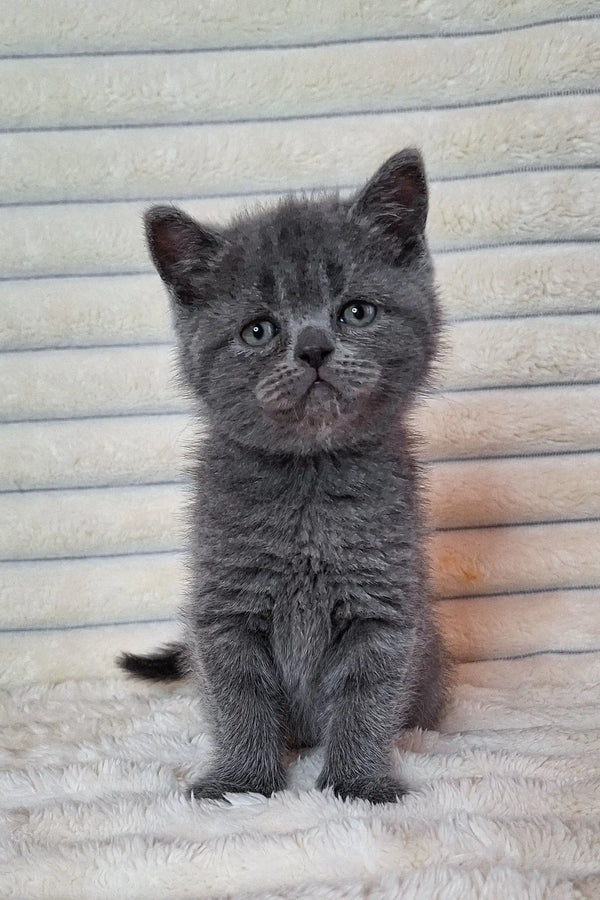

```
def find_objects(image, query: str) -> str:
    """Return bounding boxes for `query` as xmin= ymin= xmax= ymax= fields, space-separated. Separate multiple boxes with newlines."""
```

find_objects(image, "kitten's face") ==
xmin=146 ymin=150 xmax=440 ymax=454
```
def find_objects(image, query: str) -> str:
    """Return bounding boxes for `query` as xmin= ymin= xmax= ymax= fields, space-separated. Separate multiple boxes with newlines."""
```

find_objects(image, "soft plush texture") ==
xmin=1 ymin=0 xmax=599 ymax=896
xmin=1 ymin=654 xmax=599 ymax=897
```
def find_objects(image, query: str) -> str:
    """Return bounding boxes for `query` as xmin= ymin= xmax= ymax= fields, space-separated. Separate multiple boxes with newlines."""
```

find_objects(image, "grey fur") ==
xmin=118 ymin=149 xmax=451 ymax=804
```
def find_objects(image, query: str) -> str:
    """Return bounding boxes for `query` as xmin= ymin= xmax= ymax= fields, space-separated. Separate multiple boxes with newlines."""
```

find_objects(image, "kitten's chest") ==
xmin=202 ymin=452 xmax=405 ymax=617
xmin=268 ymin=494 xmax=349 ymax=690
xmin=265 ymin=467 xmax=394 ymax=647
xmin=269 ymin=464 xmax=362 ymax=583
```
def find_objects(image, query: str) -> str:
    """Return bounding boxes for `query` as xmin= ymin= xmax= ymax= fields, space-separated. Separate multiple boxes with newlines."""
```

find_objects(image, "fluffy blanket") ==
xmin=1 ymin=0 xmax=599 ymax=896
xmin=1 ymin=653 xmax=599 ymax=898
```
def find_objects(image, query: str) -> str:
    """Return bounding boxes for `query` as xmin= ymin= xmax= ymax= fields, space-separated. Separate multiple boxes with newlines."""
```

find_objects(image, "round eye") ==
xmin=240 ymin=319 xmax=277 ymax=347
xmin=339 ymin=302 xmax=377 ymax=327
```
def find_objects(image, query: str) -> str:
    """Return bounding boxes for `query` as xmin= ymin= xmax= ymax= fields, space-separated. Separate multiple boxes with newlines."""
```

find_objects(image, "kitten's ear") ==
xmin=349 ymin=149 xmax=428 ymax=261
xmin=144 ymin=206 xmax=224 ymax=305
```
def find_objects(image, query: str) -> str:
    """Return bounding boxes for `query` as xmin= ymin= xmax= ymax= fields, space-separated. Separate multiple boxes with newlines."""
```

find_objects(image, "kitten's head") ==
xmin=146 ymin=149 xmax=440 ymax=454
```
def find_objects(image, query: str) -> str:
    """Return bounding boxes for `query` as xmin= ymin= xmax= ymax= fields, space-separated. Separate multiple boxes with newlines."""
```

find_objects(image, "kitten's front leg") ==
xmin=317 ymin=619 xmax=417 ymax=804
xmin=191 ymin=614 xmax=286 ymax=800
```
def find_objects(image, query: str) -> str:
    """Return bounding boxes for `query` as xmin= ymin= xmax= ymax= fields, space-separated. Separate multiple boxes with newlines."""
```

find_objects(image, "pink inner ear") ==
xmin=150 ymin=216 xmax=185 ymax=268
xmin=348 ymin=152 xmax=429 ymax=260
xmin=145 ymin=207 xmax=223 ymax=285
xmin=365 ymin=163 xmax=426 ymax=217
xmin=351 ymin=150 xmax=428 ymax=240
xmin=387 ymin=166 xmax=425 ymax=213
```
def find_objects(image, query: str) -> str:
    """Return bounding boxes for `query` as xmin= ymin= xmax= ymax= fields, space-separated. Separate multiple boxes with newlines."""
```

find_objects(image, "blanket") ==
xmin=1 ymin=654 xmax=599 ymax=897
xmin=1 ymin=0 xmax=599 ymax=896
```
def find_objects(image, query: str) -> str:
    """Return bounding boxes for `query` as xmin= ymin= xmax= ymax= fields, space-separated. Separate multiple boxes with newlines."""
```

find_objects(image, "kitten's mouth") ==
xmin=257 ymin=367 xmax=350 ymax=432
xmin=298 ymin=373 xmax=343 ymax=426
xmin=303 ymin=372 xmax=340 ymax=404
xmin=308 ymin=374 xmax=335 ymax=394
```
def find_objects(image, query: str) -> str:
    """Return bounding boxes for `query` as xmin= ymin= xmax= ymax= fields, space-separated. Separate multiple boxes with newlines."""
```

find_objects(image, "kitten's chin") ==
xmin=249 ymin=369 xmax=387 ymax=450
xmin=303 ymin=379 xmax=339 ymax=413
xmin=260 ymin=377 xmax=337 ymax=427
xmin=262 ymin=384 xmax=374 ymax=448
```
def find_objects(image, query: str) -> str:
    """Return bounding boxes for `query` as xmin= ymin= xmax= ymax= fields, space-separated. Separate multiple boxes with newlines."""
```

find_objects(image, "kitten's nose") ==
xmin=295 ymin=326 xmax=334 ymax=370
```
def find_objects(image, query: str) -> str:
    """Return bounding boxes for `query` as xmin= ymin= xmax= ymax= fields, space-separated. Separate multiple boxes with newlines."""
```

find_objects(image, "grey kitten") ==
xmin=118 ymin=149 xmax=450 ymax=805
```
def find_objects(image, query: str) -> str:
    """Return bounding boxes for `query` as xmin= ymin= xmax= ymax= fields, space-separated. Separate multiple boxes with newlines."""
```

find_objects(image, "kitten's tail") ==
xmin=116 ymin=642 xmax=188 ymax=681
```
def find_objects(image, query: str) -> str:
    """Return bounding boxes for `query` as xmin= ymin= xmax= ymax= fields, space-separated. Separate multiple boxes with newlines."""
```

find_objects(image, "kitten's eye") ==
xmin=240 ymin=318 xmax=277 ymax=347
xmin=339 ymin=302 xmax=377 ymax=327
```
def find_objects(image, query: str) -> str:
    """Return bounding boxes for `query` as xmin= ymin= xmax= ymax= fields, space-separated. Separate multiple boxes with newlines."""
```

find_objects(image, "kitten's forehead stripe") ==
xmin=236 ymin=200 xmax=348 ymax=317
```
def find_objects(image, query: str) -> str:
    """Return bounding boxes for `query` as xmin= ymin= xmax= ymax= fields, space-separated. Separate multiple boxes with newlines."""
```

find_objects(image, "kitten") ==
xmin=118 ymin=149 xmax=450 ymax=805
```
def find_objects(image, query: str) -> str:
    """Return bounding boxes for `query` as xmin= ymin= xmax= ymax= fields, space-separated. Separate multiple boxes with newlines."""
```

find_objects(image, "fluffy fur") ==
xmin=119 ymin=150 xmax=450 ymax=804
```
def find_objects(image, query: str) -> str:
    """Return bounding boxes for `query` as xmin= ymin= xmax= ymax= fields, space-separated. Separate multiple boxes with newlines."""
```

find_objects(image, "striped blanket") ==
xmin=1 ymin=1 xmax=599 ymax=896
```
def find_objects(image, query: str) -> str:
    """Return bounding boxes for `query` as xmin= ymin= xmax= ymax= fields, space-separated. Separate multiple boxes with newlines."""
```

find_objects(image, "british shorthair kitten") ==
xmin=119 ymin=149 xmax=450 ymax=804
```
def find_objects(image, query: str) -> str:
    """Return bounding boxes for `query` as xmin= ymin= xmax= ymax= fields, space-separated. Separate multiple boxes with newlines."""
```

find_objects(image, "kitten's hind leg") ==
xmin=117 ymin=642 xmax=188 ymax=681
xmin=403 ymin=626 xmax=452 ymax=731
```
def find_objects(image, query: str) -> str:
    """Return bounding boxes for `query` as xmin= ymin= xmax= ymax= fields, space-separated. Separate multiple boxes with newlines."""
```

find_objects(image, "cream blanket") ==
xmin=1 ymin=0 xmax=599 ymax=896
xmin=1 ymin=654 xmax=599 ymax=898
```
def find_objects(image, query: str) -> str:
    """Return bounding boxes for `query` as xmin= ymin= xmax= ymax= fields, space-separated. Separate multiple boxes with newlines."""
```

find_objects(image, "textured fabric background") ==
xmin=1 ymin=3 xmax=600 ymax=897
xmin=1 ymin=0 xmax=599 ymax=682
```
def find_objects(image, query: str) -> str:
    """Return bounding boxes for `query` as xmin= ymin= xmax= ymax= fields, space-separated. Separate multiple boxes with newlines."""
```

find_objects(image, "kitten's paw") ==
xmin=317 ymin=773 xmax=407 ymax=805
xmin=190 ymin=777 xmax=232 ymax=801
xmin=190 ymin=771 xmax=285 ymax=801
